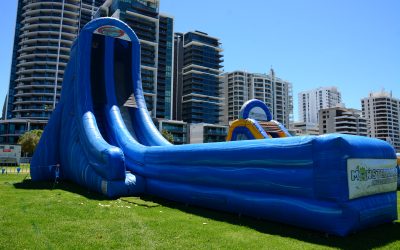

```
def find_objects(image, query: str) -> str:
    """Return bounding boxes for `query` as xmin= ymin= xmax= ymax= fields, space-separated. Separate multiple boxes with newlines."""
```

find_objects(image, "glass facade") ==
xmin=80 ymin=0 xmax=105 ymax=29
xmin=203 ymin=125 xmax=227 ymax=143
xmin=113 ymin=0 xmax=158 ymax=116
xmin=189 ymin=123 xmax=227 ymax=143
xmin=109 ymin=0 xmax=173 ymax=119
xmin=157 ymin=15 xmax=174 ymax=119
xmin=157 ymin=120 xmax=188 ymax=145
xmin=180 ymin=31 xmax=223 ymax=124
xmin=0 ymin=120 xmax=47 ymax=144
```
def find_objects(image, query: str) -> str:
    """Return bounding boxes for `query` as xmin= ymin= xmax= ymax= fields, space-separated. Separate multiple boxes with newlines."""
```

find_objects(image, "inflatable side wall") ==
xmin=31 ymin=18 xmax=398 ymax=236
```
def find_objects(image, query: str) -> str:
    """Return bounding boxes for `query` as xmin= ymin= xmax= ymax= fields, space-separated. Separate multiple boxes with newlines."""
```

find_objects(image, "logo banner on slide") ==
xmin=347 ymin=158 xmax=397 ymax=200
xmin=94 ymin=26 xmax=131 ymax=41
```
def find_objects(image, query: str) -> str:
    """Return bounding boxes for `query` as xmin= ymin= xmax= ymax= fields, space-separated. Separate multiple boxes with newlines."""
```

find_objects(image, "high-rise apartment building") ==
xmin=221 ymin=71 xmax=251 ymax=124
xmin=1 ymin=0 xmax=104 ymax=143
xmin=298 ymin=86 xmax=341 ymax=126
xmin=173 ymin=31 xmax=224 ymax=124
xmin=221 ymin=69 xmax=293 ymax=127
xmin=361 ymin=90 xmax=400 ymax=151
xmin=156 ymin=14 xmax=174 ymax=119
xmin=81 ymin=0 xmax=106 ymax=27
xmin=172 ymin=32 xmax=184 ymax=121
xmin=99 ymin=0 xmax=174 ymax=119
xmin=319 ymin=106 xmax=367 ymax=136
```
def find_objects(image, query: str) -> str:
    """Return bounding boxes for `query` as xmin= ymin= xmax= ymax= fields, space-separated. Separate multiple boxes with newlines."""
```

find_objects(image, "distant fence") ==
xmin=0 ymin=157 xmax=31 ymax=166
xmin=20 ymin=157 xmax=32 ymax=164
xmin=1 ymin=164 xmax=30 ymax=175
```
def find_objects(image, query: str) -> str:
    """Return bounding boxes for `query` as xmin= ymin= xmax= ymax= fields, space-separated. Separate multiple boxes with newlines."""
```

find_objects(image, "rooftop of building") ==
xmin=367 ymin=90 xmax=398 ymax=99
xmin=299 ymin=86 xmax=340 ymax=94
xmin=223 ymin=69 xmax=291 ymax=83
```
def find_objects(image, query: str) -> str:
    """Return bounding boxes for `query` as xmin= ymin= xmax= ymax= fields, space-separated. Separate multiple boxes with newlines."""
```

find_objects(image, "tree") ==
xmin=161 ymin=129 xmax=174 ymax=144
xmin=18 ymin=129 xmax=43 ymax=156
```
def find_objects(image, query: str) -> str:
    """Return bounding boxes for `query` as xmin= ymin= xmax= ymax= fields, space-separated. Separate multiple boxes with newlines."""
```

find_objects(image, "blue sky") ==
xmin=1 ymin=0 xmax=399 ymax=120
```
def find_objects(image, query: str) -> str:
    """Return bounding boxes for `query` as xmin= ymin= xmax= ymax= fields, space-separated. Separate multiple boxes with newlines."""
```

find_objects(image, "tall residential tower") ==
xmin=298 ymin=86 xmax=342 ymax=126
xmin=173 ymin=31 xmax=224 ymax=124
xmin=362 ymin=90 xmax=400 ymax=151
xmin=99 ymin=0 xmax=174 ymax=119
xmin=221 ymin=69 xmax=293 ymax=127
xmin=1 ymin=0 xmax=104 ymax=143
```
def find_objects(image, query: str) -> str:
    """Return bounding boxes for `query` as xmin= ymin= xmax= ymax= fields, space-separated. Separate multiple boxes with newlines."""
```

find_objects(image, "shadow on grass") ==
xmin=13 ymin=179 xmax=108 ymax=201
xmin=13 ymin=178 xmax=400 ymax=248
xmin=140 ymin=195 xmax=400 ymax=249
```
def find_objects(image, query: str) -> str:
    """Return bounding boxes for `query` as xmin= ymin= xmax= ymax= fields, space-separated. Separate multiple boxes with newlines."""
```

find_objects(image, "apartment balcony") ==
xmin=0 ymin=130 xmax=27 ymax=136
xmin=23 ymin=12 xmax=78 ymax=24
xmin=204 ymin=130 xmax=227 ymax=136
xmin=16 ymin=75 xmax=62 ymax=83
xmin=374 ymin=120 xmax=393 ymax=125
xmin=14 ymin=91 xmax=60 ymax=98
xmin=182 ymin=65 xmax=223 ymax=74
xmin=336 ymin=127 xmax=357 ymax=132
xmin=21 ymin=15 xmax=78 ymax=27
xmin=335 ymin=121 xmax=357 ymax=126
xmin=15 ymin=83 xmax=60 ymax=89
xmin=162 ymin=127 xmax=187 ymax=134
xmin=18 ymin=45 xmax=71 ymax=54
xmin=13 ymin=99 xmax=54 ymax=105
xmin=21 ymin=13 xmax=78 ymax=25
xmin=18 ymin=114 xmax=51 ymax=120
xmin=21 ymin=23 xmax=77 ymax=33
xmin=20 ymin=30 xmax=76 ymax=40
xmin=22 ymin=7 xmax=79 ymax=20
xmin=18 ymin=52 xmax=69 ymax=61
xmin=125 ymin=15 xmax=156 ymax=29
xmin=183 ymin=59 xmax=222 ymax=70
xmin=336 ymin=131 xmax=358 ymax=136
xmin=374 ymin=114 xmax=392 ymax=119
xmin=183 ymin=41 xmax=223 ymax=52
xmin=16 ymin=67 xmax=62 ymax=75
xmin=18 ymin=45 xmax=57 ymax=54
xmin=335 ymin=115 xmax=356 ymax=120
xmin=18 ymin=37 xmax=61 ymax=46
xmin=12 ymin=107 xmax=50 ymax=113
xmin=22 ymin=1 xmax=80 ymax=10
xmin=17 ymin=60 xmax=67 ymax=69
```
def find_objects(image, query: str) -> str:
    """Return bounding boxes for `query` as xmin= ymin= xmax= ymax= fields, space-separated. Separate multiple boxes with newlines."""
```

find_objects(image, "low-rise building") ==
xmin=290 ymin=122 xmax=319 ymax=136
xmin=0 ymin=120 xmax=47 ymax=144
xmin=189 ymin=123 xmax=227 ymax=143
xmin=157 ymin=119 xmax=188 ymax=145
xmin=319 ymin=107 xmax=367 ymax=136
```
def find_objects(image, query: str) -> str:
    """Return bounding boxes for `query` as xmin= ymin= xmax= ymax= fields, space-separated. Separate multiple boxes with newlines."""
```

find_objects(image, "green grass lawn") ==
xmin=1 ymin=173 xmax=400 ymax=249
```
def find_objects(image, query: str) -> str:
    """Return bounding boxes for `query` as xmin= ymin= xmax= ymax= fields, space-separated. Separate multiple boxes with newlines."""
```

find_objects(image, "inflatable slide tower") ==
xmin=31 ymin=18 xmax=398 ymax=236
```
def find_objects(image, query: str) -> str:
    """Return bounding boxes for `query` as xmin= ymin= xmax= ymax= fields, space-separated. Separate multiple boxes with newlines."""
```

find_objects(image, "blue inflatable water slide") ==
xmin=31 ymin=18 xmax=398 ymax=236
